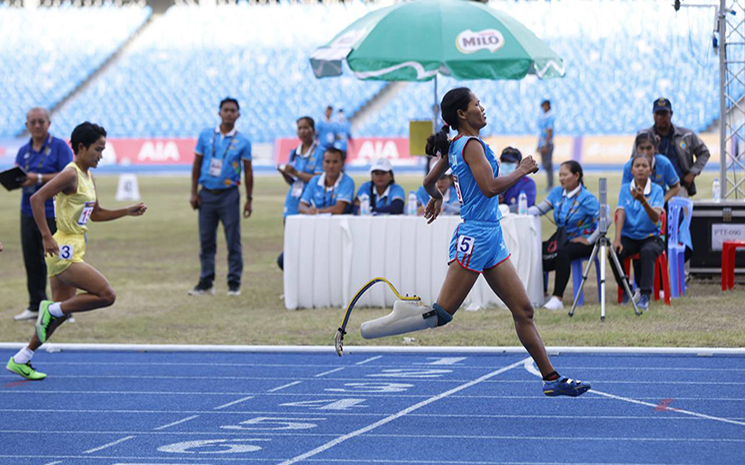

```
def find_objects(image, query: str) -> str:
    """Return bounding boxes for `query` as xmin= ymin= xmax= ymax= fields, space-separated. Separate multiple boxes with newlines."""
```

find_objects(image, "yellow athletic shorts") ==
xmin=46 ymin=232 xmax=86 ymax=277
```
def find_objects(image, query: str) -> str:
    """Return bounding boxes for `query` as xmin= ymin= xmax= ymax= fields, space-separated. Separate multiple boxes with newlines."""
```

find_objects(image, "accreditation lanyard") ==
xmin=556 ymin=193 xmax=581 ymax=228
xmin=211 ymin=131 xmax=236 ymax=161
xmin=25 ymin=135 xmax=51 ymax=172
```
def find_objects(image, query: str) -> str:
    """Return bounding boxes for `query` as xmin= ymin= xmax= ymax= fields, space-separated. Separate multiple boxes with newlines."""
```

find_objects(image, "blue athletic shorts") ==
xmin=448 ymin=220 xmax=511 ymax=273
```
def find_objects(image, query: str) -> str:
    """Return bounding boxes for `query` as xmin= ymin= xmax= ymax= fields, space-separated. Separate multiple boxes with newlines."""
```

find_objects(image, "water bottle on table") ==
xmin=360 ymin=197 xmax=371 ymax=215
xmin=407 ymin=191 xmax=418 ymax=216
xmin=518 ymin=191 xmax=528 ymax=215
xmin=712 ymin=178 xmax=721 ymax=203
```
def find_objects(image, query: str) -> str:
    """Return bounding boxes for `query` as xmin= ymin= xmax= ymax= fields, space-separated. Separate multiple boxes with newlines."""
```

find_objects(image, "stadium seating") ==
xmin=357 ymin=0 xmax=725 ymax=137
xmin=52 ymin=3 xmax=385 ymax=143
xmin=0 ymin=4 xmax=151 ymax=137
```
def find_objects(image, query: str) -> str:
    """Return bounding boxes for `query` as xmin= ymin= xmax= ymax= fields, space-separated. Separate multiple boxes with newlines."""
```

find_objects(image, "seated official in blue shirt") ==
xmin=354 ymin=158 xmax=405 ymax=215
xmin=529 ymin=160 xmax=599 ymax=312
xmin=189 ymin=97 xmax=253 ymax=297
xmin=622 ymin=131 xmax=680 ymax=203
xmin=279 ymin=116 xmax=325 ymax=218
xmin=498 ymin=146 xmax=537 ymax=212
xmin=610 ymin=153 xmax=665 ymax=311
xmin=299 ymin=148 xmax=355 ymax=215
xmin=415 ymin=169 xmax=461 ymax=216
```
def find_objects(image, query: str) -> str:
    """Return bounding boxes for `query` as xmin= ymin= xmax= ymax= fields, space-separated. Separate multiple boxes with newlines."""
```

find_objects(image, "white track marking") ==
xmin=152 ymin=415 xmax=200 ymax=430
xmin=268 ymin=381 xmax=302 ymax=392
xmin=523 ymin=359 xmax=745 ymax=427
xmin=275 ymin=357 xmax=530 ymax=465
xmin=314 ymin=367 xmax=345 ymax=377
xmin=355 ymin=356 xmax=383 ymax=365
xmin=82 ymin=436 xmax=135 ymax=454
xmin=42 ymin=461 xmax=63 ymax=465
xmin=214 ymin=396 xmax=254 ymax=410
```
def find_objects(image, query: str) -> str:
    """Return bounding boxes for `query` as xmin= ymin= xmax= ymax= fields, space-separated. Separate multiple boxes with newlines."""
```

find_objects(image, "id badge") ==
xmin=209 ymin=158 xmax=223 ymax=177
xmin=291 ymin=181 xmax=304 ymax=198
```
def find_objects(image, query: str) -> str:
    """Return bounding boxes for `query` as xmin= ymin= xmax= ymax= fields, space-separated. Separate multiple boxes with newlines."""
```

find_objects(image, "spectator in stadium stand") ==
xmin=334 ymin=109 xmax=353 ymax=156
xmin=353 ymin=158 xmax=405 ymax=215
xmin=499 ymin=147 xmax=536 ymax=212
xmin=13 ymin=108 xmax=74 ymax=322
xmin=415 ymin=169 xmax=461 ymax=216
xmin=529 ymin=160 xmax=599 ymax=312
xmin=633 ymin=98 xmax=710 ymax=197
xmin=316 ymin=105 xmax=337 ymax=151
xmin=188 ymin=97 xmax=253 ymax=297
xmin=298 ymin=148 xmax=355 ymax=215
xmin=609 ymin=153 xmax=665 ymax=311
xmin=537 ymin=99 xmax=555 ymax=192
xmin=279 ymin=116 xmax=325 ymax=218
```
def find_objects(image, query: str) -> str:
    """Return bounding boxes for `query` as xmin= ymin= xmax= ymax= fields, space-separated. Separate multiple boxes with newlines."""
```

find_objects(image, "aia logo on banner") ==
xmin=456 ymin=29 xmax=505 ymax=54
xmin=138 ymin=141 xmax=181 ymax=162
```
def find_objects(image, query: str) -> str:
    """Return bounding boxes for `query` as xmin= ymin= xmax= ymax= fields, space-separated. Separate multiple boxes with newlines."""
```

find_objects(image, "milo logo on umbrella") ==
xmin=456 ymin=29 xmax=505 ymax=54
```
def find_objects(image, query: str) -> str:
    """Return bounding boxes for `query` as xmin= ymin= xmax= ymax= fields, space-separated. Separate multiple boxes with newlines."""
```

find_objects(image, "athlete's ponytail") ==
xmin=425 ymin=124 xmax=450 ymax=158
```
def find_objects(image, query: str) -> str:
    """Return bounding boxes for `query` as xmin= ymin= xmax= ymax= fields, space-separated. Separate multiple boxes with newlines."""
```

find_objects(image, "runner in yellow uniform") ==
xmin=5 ymin=122 xmax=147 ymax=380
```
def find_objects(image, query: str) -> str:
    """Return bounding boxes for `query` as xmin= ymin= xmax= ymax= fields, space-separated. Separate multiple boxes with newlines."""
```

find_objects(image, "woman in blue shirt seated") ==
xmin=299 ymin=148 xmax=355 ymax=215
xmin=499 ymin=147 xmax=537 ymax=212
xmin=529 ymin=160 xmax=599 ymax=311
xmin=415 ymin=169 xmax=461 ymax=216
xmin=278 ymin=116 xmax=325 ymax=218
xmin=622 ymin=132 xmax=680 ymax=203
xmin=354 ymin=158 xmax=405 ymax=215
xmin=610 ymin=153 xmax=665 ymax=310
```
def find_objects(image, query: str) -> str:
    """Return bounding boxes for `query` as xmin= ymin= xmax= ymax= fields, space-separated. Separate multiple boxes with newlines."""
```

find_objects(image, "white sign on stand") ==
xmin=711 ymin=224 xmax=745 ymax=251
xmin=115 ymin=173 xmax=140 ymax=202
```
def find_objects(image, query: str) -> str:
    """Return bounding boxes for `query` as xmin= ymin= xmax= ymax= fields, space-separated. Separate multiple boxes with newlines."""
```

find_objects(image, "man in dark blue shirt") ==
xmin=13 ymin=108 xmax=73 ymax=321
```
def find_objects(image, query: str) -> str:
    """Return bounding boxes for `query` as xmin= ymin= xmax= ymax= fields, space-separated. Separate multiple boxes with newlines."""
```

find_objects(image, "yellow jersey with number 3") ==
xmin=56 ymin=161 xmax=96 ymax=236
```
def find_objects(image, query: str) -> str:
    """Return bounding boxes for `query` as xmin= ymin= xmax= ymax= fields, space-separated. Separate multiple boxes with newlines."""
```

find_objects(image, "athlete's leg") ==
xmin=482 ymin=258 xmax=555 ymax=377
xmin=27 ymin=275 xmax=77 ymax=351
xmin=434 ymin=262 xmax=480 ymax=314
xmin=53 ymin=262 xmax=116 ymax=313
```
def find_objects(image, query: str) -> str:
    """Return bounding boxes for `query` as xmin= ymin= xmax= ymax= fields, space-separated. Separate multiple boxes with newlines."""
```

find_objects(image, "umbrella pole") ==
xmin=432 ymin=75 xmax=438 ymax=132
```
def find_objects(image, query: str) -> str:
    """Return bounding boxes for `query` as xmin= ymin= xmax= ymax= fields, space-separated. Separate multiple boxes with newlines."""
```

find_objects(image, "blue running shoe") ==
xmin=543 ymin=376 xmax=591 ymax=397
xmin=637 ymin=294 xmax=650 ymax=311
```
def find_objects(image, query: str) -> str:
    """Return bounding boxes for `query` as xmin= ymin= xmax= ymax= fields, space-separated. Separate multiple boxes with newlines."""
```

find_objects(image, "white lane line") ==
xmin=355 ymin=355 xmax=383 ymax=365
xmin=42 ymin=461 xmax=63 ymax=465
xmin=268 ymin=381 xmax=302 ymax=392
xmin=152 ymin=415 xmax=200 ymax=430
xmin=82 ymin=435 xmax=135 ymax=454
xmin=214 ymin=395 xmax=254 ymax=410
xmin=276 ymin=357 xmax=530 ymax=465
xmin=522 ymin=359 xmax=745 ymax=427
xmin=314 ymin=367 xmax=345 ymax=377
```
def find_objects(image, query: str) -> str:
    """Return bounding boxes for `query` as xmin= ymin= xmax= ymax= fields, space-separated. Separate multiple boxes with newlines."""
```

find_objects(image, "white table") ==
xmin=283 ymin=214 xmax=543 ymax=310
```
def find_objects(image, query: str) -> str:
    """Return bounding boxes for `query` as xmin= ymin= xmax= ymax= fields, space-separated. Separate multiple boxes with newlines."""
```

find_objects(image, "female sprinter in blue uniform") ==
xmin=361 ymin=88 xmax=590 ymax=397
xmin=623 ymin=132 xmax=680 ymax=203
xmin=354 ymin=158 xmax=405 ymax=215
xmin=299 ymin=148 xmax=355 ymax=215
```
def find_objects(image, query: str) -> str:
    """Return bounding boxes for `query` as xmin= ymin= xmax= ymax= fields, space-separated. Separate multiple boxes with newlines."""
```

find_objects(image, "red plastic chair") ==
xmin=721 ymin=241 xmax=745 ymax=290
xmin=616 ymin=211 xmax=671 ymax=305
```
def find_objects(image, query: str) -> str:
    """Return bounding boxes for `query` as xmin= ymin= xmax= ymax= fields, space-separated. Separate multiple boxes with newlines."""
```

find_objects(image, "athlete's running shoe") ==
xmin=5 ymin=356 xmax=46 ymax=380
xmin=35 ymin=300 xmax=57 ymax=344
xmin=543 ymin=376 xmax=591 ymax=397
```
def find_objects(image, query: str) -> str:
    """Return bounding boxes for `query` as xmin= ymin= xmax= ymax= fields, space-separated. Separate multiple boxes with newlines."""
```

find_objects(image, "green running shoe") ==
xmin=35 ymin=300 xmax=57 ymax=344
xmin=6 ymin=356 xmax=46 ymax=380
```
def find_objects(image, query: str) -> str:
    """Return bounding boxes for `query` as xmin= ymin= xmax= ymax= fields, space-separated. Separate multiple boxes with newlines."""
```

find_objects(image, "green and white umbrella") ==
xmin=310 ymin=0 xmax=565 ymax=82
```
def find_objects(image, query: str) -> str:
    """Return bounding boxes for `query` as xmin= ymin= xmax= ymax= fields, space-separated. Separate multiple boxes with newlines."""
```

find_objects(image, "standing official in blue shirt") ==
xmin=279 ymin=116 xmax=325 ymax=218
xmin=13 ymin=108 xmax=73 ymax=322
xmin=316 ymin=105 xmax=337 ymax=151
xmin=334 ymin=109 xmax=352 ymax=155
xmin=189 ymin=98 xmax=253 ymax=297
xmin=610 ymin=153 xmax=665 ymax=311
xmin=537 ymin=99 xmax=555 ymax=191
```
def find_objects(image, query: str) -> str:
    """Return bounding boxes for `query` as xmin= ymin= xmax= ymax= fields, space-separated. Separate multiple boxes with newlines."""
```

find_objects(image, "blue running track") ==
xmin=1 ymin=348 xmax=743 ymax=465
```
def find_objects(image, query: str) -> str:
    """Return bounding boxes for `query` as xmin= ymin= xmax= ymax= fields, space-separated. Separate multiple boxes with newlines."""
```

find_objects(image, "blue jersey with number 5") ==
xmin=447 ymin=135 xmax=501 ymax=223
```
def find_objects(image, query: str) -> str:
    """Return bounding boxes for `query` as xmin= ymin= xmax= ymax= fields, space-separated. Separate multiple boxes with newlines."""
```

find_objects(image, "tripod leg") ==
xmin=599 ymin=242 xmax=606 ymax=321
xmin=568 ymin=242 xmax=600 ymax=317
xmin=608 ymin=244 xmax=642 ymax=316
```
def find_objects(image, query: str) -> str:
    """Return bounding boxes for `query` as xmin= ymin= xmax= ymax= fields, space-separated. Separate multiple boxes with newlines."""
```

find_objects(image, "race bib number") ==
xmin=457 ymin=235 xmax=475 ymax=256
xmin=59 ymin=244 xmax=73 ymax=260
xmin=77 ymin=202 xmax=95 ymax=226
xmin=208 ymin=158 xmax=223 ymax=177
xmin=452 ymin=174 xmax=464 ymax=205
